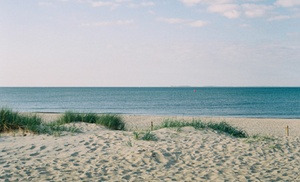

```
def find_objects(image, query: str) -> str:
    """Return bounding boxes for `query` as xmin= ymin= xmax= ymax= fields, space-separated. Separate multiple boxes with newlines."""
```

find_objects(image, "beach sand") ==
xmin=1 ymin=114 xmax=300 ymax=181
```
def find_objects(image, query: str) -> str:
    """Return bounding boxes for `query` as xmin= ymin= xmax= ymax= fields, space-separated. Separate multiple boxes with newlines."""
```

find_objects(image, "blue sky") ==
xmin=1 ymin=0 xmax=300 ymax=86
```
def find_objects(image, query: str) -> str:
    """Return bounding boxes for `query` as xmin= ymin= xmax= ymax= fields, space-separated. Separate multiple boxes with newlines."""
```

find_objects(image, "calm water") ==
xmin=0 ymin=87 xmax=299 ymax=118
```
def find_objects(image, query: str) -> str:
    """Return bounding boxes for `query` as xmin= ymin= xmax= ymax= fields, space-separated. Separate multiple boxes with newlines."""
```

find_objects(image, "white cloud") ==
xmin=90 ymin=1 xmax=117 ymax=7
xmin=129 ymin=1 xmax=155 ymax=8
xmin=179 ymin=0 xmax=203 ymax=6
xmin=179 ymin=0 xmax=241 ymax=19
xmin=207 ymin=4 xmax=240 ymax=19
xmin=82 ymin=20 xmax=134 ymax=27
xmin=275 ymin=0 xmax=300 ymax=7
xmin=158 ymin=18 xmax=188 ymax=24
xmin=179 ymin=0 xmax=298 ymax=21
xmin=188 ymin=20 xmax=207 ymax=27
xmin=76 ymin=0 xmax=119 ymax=9
xmin=78 ymin=0 xmax=154 ymax=9
xmin=242 ymin=4 xmax=273 ymax=18
xmin=268 ymin=15 xmax=290 ymax=21
xmin=179 ymin=0 xmax=234 ymax=6
xmin=158 ymin=17 xmax=207 ymax=28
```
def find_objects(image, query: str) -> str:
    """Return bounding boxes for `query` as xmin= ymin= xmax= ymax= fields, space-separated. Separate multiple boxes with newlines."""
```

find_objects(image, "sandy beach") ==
xmin=1 ymin=114 xmax=300 ymax=181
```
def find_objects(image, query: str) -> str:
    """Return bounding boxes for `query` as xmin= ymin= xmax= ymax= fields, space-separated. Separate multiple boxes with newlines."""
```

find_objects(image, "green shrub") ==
xmin=96 ymin=114 xmax=125 ymax=130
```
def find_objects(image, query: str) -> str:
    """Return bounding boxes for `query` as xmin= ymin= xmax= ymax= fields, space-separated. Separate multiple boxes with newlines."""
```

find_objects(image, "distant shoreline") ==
xmin=1 ymin=86 xmax=300 ymax=88
xmin=26 ymin=112 xmax=300 ymax=120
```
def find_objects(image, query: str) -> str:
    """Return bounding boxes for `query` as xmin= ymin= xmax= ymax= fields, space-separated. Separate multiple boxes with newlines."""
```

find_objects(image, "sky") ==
xmin=0 ymin=0 xmax=300 ymax=87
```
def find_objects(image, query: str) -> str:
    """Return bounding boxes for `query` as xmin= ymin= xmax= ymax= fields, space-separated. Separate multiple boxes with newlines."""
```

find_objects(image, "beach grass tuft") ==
xmin=96 ymin=114 xmax=125 ymax=130
xmin=133 ymin=130 xmax=157 ymax=141
xmin=0 ymin=108 xmax=125 ymax=136
xmin=56 ymin=111 xmax=125 ymax=130
xmin=40 ymin=122 xmax=81 ymax=136
xmin=158 ymin=119 xmax=206 ymax=130
xmin=245 ymin=134 xmax=275 ymax=143
xmin=0 ymin=108 xmax=42 ymax=133
xmin=206 ymin=121 xmax=248 ymax=138
xmin=158 ymin=119 xmax=248 ymax=138
xmin=133 ymin=131 xmax=140 ymax=140
xmin=56 ymin=111 xmax=98 ymax=124
xmin=141 ymin=130 xmax=157 ymax=141
xmin=0 ymin=108 xmax=81 ymax=135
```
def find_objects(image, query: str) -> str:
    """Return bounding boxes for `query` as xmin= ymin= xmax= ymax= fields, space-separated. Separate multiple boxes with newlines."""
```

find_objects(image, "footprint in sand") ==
xmin=79 ymin=140 xmax=85 ymax=143
xmin=30 ymin=152 xmax=40 ymax=157
xmin=71 ymin=152 xmax=79 ymax=157
xmin=84 ymin=142 xmax=90 ymax=145
xmin=55 ymin=148 xmax=63 ymax=152
xmin=89 ymin=148 xmax=97 ymax=152
xmin=73 ymin=163 xmax=80 ymax=166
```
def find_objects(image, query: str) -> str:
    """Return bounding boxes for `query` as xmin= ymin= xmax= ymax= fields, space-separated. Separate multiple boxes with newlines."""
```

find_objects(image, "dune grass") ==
xmin=141 ymin=130 xmax=157 ymax=141
xmin=158 ymin=119 xmax=206 ymax=130
xmin=56 ymin=111 xmax=98 ymax=124
xmin=158 ymin=119 xmax=248 ymax=138
xmin=1 ymin=108 xmax=247 ymax=138
xmin=133 ymin=130 xmax=157 ymax=141
xmin=206 ymin=121 xmax=248 ymax=138
xmin=0 ymin=108 xmax=42 ymax=133
xmin=0 ymin=108 xmax=78 ymax=135
xmin=0 ymin=108 xmax=124 ymax=136
xmin=56 ymin=111 xmax=125 ymax=130
xmin=96 ymin=114 xmax=125 ymax=130
xmin=245 ymin=134 xmax=275 ymax=143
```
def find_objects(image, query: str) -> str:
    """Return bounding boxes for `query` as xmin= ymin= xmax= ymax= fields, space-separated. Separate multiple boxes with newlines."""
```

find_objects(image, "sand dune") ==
xmin=1 ymin=115 xmax=300 ymax=181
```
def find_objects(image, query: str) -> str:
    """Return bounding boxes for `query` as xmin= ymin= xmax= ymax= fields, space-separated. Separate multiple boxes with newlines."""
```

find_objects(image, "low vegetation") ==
xmin=0 ymin=108 xmax=77 ymax=135
xmin=1 ymin=108 xmax=248 ymax=139
xmin=0 ymin=108 xmax=125 ymax=136
xmin=158 ymin=119 xmax=248 ymax=138
xmin=56 ymin=111 xmax=98 ymax=124
xmin=158 ymin=119 xmax=206 ymax=130
xmin=0 ymin=108 xmax=42 ymax=133
xmin=206 ymin=121 xmax=248 ymax=138
xmin=245 ymin=134 xmax=275 ymax=143
xmin=133 ymin=130 xmax=157 ymax=141
xmin=56 ymin=111 xmax=125 ymax=130
xmin=96 ymin=114 xmax=125 ymax=130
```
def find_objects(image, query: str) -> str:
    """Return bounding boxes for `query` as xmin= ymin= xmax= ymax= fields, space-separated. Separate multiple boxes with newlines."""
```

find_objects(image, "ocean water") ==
xmin=0 ymin=87 xmax=299 ymax=118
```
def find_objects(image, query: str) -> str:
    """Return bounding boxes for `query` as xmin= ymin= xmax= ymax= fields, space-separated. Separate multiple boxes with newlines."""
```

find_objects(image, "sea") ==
xmin=0 ymin=87 xmax=299 ymax=118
